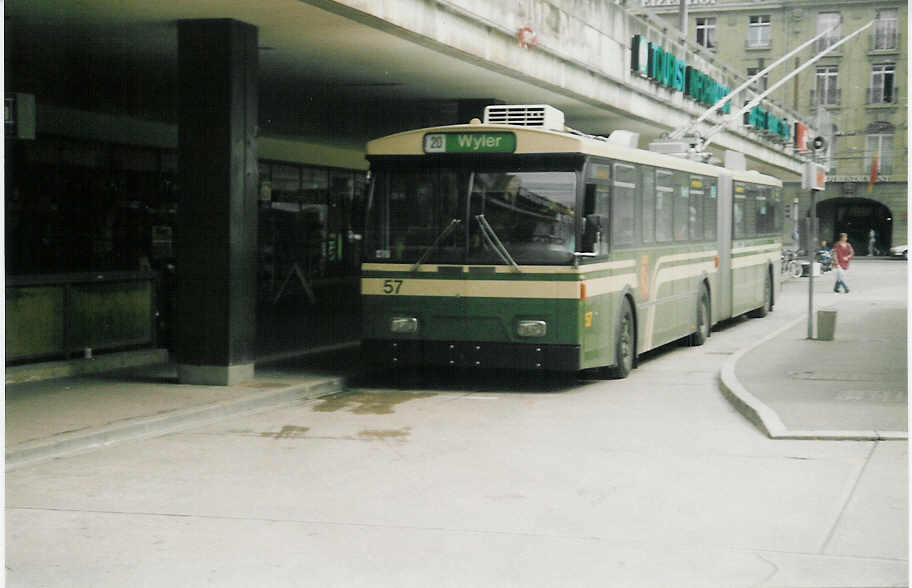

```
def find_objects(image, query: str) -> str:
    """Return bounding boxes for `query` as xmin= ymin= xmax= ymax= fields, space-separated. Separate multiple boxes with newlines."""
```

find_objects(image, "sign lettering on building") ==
xmin=630 ymin=35 xmax=731 ymax=113
xmin=743 ymin=105 xmax=790 ymax=142
xmin=630 ymin=36 xmax=809 ymax=146
xmin=641 ymin=0 xmax=717 ymax=6
xmin=828 ymin=175 xmax=891 ymax=183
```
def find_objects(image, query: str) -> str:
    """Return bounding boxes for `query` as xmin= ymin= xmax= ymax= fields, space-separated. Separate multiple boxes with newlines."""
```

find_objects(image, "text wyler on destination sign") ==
xmin=424 ymin=132 xmax=517 ymax=154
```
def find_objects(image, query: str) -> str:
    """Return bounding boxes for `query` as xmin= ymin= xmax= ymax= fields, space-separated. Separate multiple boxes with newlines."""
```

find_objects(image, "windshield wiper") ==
xmin=410 ymin=218 xmax=462 ymax=272
xmin=475 ymin=214 xmax=520 ymax=273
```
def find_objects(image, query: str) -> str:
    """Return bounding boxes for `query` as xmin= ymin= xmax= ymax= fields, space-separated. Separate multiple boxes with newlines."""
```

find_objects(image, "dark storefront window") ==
xmin=7 ymin=137 xmax=366 ymax=286
xmin=6 ymin=138 xmax=177 ymax=275
xmin=257 ymin=160 xmax=367 ymax=302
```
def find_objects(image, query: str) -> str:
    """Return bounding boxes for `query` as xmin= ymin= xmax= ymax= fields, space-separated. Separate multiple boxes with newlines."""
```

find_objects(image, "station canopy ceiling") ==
xmin=6 ymin=0 xmax=798 ymax=177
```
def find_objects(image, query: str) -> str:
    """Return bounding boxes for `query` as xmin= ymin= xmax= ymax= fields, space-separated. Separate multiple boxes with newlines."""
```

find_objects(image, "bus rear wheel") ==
xmin=611 ymin=298 xmax=635 ymax=379
xmin=749 ymin=270 xmax=772 ymax=318
xmin=689 ymin=286 xmax=710 ymax=346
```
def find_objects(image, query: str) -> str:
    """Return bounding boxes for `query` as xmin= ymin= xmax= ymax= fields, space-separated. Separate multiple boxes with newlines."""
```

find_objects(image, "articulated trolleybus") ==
xmin=361 ymin=105 xmax=782 ymax=377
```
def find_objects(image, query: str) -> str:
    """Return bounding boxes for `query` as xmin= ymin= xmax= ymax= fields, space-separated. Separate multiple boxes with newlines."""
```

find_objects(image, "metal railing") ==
xmin=866 ymin=86 xmax=900 ymax=105
xmin=745 ymin=38 xmax=772 ymax=50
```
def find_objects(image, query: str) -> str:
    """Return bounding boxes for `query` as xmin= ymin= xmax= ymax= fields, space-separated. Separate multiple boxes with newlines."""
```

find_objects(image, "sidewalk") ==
xmin=5 ymin=345 xmax=358 ymax=469
xmin=6 ymin=279 xmax=362 ymax=469
xmin=721 ymin=277 xmax=908 ymax=440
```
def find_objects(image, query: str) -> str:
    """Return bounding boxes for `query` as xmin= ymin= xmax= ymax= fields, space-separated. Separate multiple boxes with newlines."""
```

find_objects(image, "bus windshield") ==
xmin=365 ymin=163 xmax=578 ymax=265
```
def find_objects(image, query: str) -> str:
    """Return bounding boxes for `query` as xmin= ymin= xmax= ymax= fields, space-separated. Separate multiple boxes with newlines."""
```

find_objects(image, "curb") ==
xmin=255 ymin=340 xmax=360 ymax=365
xmin=718 ymin=316 xmax=908 ymax=441
xmin=6 ymin=376 xmax=346 ymax=470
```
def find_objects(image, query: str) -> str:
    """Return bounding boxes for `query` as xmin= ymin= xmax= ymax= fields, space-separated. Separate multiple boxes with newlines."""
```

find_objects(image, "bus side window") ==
xmin=704 ymin=179 xmax=717 ymax=240
xmin=655 ymin=170 xmax=674 ymax=242
xmin=641 ymin=167 xmax=655 ymax=244
xmin=772 ymin=187 xmax=783 ymax=233
xmin=672 ymin=171 xmax=689 ymax=241
xmin=745 ymin=185 xmax=758 ymax=237
xmin=612 ymin=163 xmax=637 ymax=247
xmin=582 ymin=184 xmax=610 ymax=254
xmin=733 ymin=183 xmax=746 ymax=238
xmin=690 ymin=175 xmax=705 ymax=241
xmin=755 ymin=185 xmax=770 ymax=234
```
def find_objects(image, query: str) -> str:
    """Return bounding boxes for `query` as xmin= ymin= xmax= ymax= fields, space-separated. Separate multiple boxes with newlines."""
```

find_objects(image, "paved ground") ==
xmin=4 ymin=258 xmax=908 ymax=587
xmin=727 ymin=259 xmax=907 ymax=437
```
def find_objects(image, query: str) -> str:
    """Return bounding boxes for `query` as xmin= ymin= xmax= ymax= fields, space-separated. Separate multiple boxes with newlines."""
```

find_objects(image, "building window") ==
xmin=748 ymin=15 xmax=771 ymax=48
xmin=816 ymin=12 xmax=841 ymax=51
xmin=746 ymin=67 xmax=768 ymax=91
xmin=814 ymin=66 xmax=839 ymax=106
xmin=868 ymin=63 xmax=896 ymax=104
xmin=873 ymin=9 xmax=897 ymax=50
xmin=696 ymin=18 xmax=716 ymax=49
xmin=865 ymin=134 xmax=893 ymax=175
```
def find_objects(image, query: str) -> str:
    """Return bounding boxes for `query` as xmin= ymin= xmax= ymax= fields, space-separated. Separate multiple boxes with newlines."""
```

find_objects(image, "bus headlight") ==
xmin=390 ymin=316 xmax=419 ymax=334
xmin=516 ymin=320 xmax=547 ymax=338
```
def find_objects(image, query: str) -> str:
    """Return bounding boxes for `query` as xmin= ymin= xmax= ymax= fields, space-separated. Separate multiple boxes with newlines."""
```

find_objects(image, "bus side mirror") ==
xmin=582 ymin=214 xmax=604 ymax=254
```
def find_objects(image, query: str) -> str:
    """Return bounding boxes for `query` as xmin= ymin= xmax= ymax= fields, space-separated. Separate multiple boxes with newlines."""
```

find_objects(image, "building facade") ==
xmin=642 ymin=0 xmax=908 ymax=253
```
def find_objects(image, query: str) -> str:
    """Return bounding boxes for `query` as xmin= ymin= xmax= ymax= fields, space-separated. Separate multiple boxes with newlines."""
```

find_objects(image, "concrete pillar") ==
xmin=176 ymin=19 xmax=258 ymax=385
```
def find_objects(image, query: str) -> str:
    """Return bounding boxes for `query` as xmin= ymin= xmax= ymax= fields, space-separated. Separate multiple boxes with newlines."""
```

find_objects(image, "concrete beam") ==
xmin=302 ymin=0 xmax=804 ymax=176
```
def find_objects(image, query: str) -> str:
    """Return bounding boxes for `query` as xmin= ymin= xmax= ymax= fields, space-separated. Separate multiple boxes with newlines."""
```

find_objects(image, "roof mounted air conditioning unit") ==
xmin=483 ymin=104 xmax=565 ymax=131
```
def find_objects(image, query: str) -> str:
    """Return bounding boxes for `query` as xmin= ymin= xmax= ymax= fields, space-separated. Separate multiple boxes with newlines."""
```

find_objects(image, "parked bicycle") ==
xmin=781 ymin=247 xmax=804 ymax=279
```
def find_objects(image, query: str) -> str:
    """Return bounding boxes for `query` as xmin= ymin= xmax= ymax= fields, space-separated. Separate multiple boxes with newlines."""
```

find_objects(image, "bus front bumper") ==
xmin=361 ymin=339 xmax=581 ymax=371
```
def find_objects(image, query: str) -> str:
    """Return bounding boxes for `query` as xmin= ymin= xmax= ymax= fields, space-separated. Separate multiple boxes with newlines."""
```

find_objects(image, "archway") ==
xmin=816 ymin=197 xmax=893 ymax=255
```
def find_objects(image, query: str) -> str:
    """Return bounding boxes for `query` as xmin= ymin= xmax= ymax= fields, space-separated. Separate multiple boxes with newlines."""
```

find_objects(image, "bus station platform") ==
xmin=720 ymin=278 xmax=908 ymax=441
xmin=6 ymin=281 xmax=363 ymax=469
xmin=5 ymin=345 xmax=361 ymax=470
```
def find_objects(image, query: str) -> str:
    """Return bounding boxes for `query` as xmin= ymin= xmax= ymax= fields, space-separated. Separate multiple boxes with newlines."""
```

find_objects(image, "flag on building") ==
xmin=867 ymin=153 xmax=879 ymax=192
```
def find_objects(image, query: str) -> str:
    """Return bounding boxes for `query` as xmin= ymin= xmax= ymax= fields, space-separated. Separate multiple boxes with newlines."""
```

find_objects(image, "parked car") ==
xmin=889 ymin=244 xmax=907 ymax=259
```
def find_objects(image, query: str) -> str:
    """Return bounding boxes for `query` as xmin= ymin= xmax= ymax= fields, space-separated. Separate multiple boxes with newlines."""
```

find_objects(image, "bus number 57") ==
xmin=383 ymin=279 xmax=403 ymax=294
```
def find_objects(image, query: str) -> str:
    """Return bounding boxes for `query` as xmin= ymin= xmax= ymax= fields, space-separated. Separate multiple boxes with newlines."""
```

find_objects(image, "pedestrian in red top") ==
xmin=832 ymin=232 xmax=854 ymax=293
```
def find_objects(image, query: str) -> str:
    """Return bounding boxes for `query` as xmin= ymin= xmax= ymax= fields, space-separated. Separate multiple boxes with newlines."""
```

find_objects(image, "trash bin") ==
xmin=817 ymin=308 xmax=837 ymax=340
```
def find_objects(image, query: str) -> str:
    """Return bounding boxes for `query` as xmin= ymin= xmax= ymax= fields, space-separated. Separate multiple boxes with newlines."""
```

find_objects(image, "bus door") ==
xmin=716 ymin=174 xmax=733 ymax=320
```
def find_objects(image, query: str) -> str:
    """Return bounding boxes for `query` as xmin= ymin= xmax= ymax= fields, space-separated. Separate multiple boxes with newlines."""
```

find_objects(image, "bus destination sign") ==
xmin=424 ymin=132 xmax=516 ymax=154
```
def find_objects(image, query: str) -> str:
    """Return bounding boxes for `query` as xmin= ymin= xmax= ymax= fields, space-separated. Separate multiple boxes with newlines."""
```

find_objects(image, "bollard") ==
xmin=816 ymin=308 xmax=837 ymax=340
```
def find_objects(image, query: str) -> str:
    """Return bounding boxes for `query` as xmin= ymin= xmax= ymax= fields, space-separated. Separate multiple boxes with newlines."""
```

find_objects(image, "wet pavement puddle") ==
xmin=311 ymin=391 xmax=436 ymax=414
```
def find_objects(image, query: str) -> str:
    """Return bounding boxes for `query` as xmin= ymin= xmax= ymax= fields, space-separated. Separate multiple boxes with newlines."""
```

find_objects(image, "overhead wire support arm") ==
xmin=696 ymin=18 xmax=876 ymax=152
xmin=669 ymin=19 xmax=872 ymax=143
xmin=740 ymin=20 xmax=875 ymax=117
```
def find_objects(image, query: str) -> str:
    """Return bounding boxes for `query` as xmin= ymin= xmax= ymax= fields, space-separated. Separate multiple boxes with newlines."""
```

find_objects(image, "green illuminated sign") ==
xmin=631 ymin=35 xmax=731 ymax=114
xmin=631 ymin=34 xmax=804 ymax=146
xmin=423 ymin=132 xmax=516 ymax=153
xmin=743 ymin=106 xmax=791 ymax=141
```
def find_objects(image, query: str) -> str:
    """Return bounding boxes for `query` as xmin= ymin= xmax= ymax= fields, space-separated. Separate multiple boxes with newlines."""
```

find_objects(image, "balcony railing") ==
xmin=745 ymin=38 xmax=772 ymax=49
xmin=810 ymin=88 xmax=841 ymax=107
xmin=867 ymin=86 xmax=900 ymax=105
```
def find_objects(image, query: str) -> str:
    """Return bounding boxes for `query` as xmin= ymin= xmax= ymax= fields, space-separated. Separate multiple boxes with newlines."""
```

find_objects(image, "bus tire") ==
xmin=749 ymin=270 xmax=772 ymax=318
xmin=689 ymin=285 xmax=710 ymax=346
xmin=611 ymin=298 xmax=635 ymax=379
